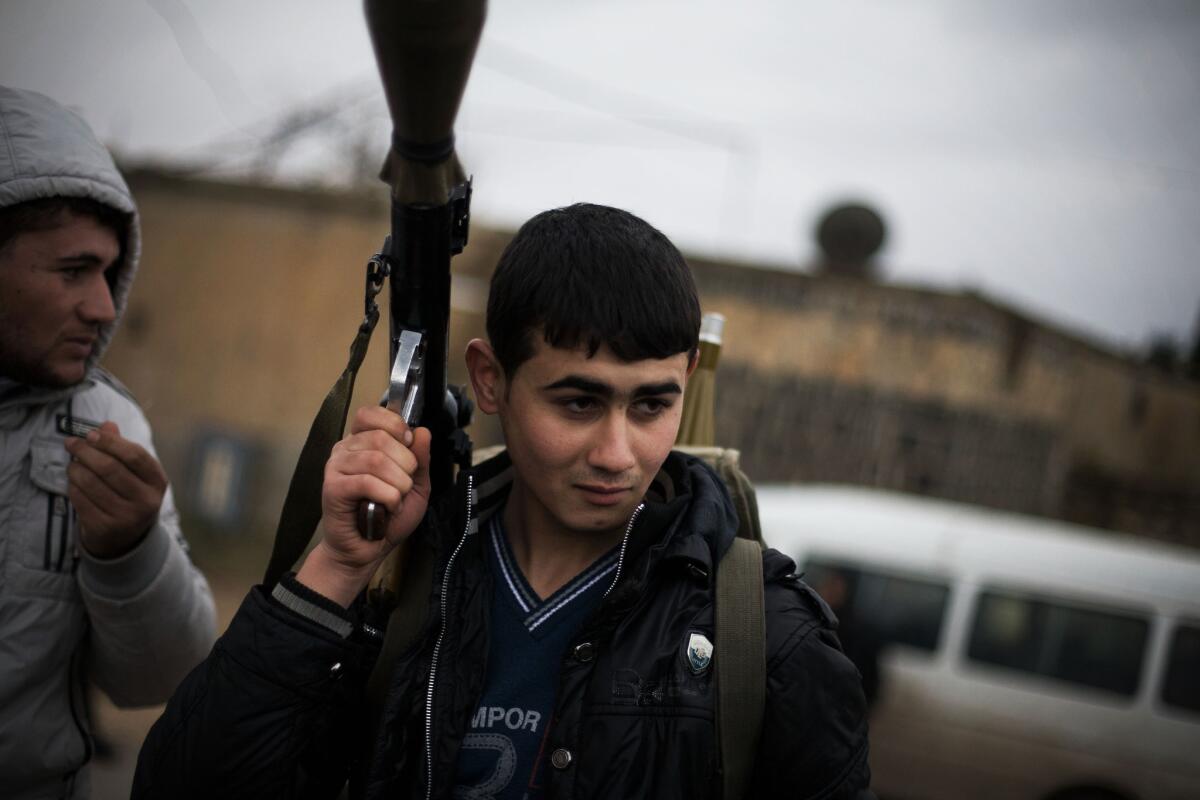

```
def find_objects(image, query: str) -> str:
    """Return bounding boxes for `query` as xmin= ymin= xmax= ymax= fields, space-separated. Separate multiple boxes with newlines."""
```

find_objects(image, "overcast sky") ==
xmin=2 ymin=0 xmax=1198 ymax=351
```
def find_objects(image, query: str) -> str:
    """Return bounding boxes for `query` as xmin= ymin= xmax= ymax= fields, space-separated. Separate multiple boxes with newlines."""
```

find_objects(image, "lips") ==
xmin=576 ymin=484 xmax=631 ymax=506
xmin=60 ymin=335 xmax=97 ymax=358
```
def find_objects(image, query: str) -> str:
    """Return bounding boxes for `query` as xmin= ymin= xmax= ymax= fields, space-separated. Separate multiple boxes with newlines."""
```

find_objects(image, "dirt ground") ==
xmin=87 ymin=536 xmax=266 ymax=800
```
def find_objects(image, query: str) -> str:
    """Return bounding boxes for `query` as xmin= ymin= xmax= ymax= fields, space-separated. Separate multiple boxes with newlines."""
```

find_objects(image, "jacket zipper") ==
xmin=604 ymin=502 xmax=645 ymax=598
xmin=421 ymin=491 xmax=641 ymax=798
xmin=424 ymin=474 xmax=475 ymax=800
xmin=58 ymin=398 xmax=76 ymax=573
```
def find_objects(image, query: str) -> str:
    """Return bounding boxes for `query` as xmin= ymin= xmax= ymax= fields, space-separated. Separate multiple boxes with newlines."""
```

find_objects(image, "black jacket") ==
xmin=134 ymin=452 xmax=873 ymax=799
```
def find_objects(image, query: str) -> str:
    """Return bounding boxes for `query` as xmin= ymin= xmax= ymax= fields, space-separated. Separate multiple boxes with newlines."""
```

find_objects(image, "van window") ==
xmin=803 ymin=559 xmax=950 ymax=651
xmin=967 ymin=590 xmax=1149 ymax=697
xmin=1162 ymin=623 xmax=1200 ymax=714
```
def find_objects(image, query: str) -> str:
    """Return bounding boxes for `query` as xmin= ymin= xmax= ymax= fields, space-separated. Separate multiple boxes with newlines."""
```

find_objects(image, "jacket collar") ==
xmin=0 ymin=375 xmax=91 ymax=428
xmin=460 ymin=448 xmax=738 ymax=586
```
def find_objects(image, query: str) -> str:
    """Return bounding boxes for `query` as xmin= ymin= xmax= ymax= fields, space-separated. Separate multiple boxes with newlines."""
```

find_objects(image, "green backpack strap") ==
xmin=716 ymin=537 xmax=766 ymax=800
xmin=673 ymin=445 xmax=767 ymax=796
xmin=262 ymin=309 xmax=378 ymax=588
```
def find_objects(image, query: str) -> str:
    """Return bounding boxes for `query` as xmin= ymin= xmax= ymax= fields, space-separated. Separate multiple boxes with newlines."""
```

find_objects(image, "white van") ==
xmin=757 ymin=484 xmax=1200 ymax=800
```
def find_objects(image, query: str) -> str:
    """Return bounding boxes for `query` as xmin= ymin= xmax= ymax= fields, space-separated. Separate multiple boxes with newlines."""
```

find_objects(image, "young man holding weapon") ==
xmin=136 ymin=1 xmax=873 ymax=797
xmin=136 ymin=200 xmax=873 ymax=798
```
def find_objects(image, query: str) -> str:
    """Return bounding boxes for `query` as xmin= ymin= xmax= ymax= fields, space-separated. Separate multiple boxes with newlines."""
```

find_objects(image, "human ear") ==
xmin=465 ymin=338 xmax=504 ymax=415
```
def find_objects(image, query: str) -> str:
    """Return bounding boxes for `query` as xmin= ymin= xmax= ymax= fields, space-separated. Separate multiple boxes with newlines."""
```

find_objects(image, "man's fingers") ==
xmin=68 ymin=483 xmax=110 ymax=535
xmin=384 ymin=427 xmax=432 ymax=542
xmin=348 ymin=405 xmax=414 ymax=445
xmin=324 ymin=409 xmax=431 ymax=552
xmin=330 ymin=450 xmax=415 ymax=497
xmin=326 ymin=472 xmax=404 ymax=514
xmin=82 ymin=426 xmax=166 ymax=488
xmin=66 ymin=439 xmax=142 ymax=502
xmin=408 ymin=427 xmax=433 ymax=498
xmin=68 ymin=458 xmax=126 ymax=506
xmin=69 ymin=481 xmax=147 ymax=558
xmin=67 ymin=465 xmax=125 ymax=527
xmin=338 ymin=429 xmax=419 ymax=476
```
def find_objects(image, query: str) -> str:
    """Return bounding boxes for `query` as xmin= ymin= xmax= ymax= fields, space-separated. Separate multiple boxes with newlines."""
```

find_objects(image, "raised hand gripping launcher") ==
xmin=357 ymin=327 xmax=425 ymax=540
xmin=263 ymin=0 xmax=486 ymax=586
xmin=354 ymin=170 xmax=473 ymax=540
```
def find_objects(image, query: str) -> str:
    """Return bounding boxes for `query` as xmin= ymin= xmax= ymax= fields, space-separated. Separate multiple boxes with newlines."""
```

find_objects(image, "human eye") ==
xmin=58 ymin=266 xmax=86 ymax=282
xmin=559 ymin=396 xmax=599 ymax=415
xmin=634 ymin=397 xmax=674 ymax=418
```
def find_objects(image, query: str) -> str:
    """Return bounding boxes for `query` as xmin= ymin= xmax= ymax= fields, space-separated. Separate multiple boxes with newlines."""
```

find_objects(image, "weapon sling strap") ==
xmin=263 ymin=308 xmax=378 ymax=588
xmin=716 ymin=536 xmax=766 ymax=800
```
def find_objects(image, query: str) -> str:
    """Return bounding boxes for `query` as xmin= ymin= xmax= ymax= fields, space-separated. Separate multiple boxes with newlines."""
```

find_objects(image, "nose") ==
xmin=587 ymin=411 xmax=637 ymax=475
xmin=79 ymin=273 xmax=117 ymax=325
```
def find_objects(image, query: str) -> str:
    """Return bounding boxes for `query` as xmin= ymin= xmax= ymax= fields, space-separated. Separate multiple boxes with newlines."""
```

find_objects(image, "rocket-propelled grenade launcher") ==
xmin=357 ymin=0 xmax=487 ymax=539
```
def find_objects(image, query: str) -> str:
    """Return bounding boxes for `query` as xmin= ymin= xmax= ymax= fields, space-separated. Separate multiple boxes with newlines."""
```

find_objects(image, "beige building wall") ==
xmin=102 ymin=169 xmax=1200 ymax=545
xmin=690 ymin=260 xmax=1200 ymax=543
xmin=711 ymin=292 xmax=1075 ymax=426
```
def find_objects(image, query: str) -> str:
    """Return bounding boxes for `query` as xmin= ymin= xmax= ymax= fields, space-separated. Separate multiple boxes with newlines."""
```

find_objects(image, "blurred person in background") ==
xmin=812 ymin=568 xmax=884 ymax=712
xmin=0 ymin=85 xmax=217 ymax=799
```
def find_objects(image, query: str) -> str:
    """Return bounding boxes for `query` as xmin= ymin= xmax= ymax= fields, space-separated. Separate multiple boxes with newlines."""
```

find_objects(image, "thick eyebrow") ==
xmin=632 ymin=381 xmax=682 ymax=398
xmin=542 ymin=375 xmax=682 ymax=399
xmin=543 ymin=376 xmax=613 ymax=398
xmin=54 ymin=253 xmax=108 ymax=266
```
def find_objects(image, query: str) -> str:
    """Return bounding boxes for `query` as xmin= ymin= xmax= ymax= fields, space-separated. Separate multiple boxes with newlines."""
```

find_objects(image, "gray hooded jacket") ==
xmin=0 ymin=86 xmax=217 ymax=799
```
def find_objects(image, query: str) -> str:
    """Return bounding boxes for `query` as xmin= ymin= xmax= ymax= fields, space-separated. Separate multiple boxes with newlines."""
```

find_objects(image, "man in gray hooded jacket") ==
xmin=0 ymin=85 xmax=217 ymax=798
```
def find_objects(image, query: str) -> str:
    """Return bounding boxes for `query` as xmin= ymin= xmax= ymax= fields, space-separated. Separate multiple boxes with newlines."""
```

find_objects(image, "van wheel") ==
xmin=1044 ymin=788 xmax=1134 ymax=800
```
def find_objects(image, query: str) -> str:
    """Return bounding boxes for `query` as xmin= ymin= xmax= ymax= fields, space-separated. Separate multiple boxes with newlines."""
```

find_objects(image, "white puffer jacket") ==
xmin=0 ymin=85 xmax=217 ymax=799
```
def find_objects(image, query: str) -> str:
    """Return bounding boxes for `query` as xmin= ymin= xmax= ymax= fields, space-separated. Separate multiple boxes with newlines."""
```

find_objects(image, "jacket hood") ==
xmin=635 ymin=450 xmax=741 ymax=573
xmin=0 ymin=85 xmax=140 ymax=379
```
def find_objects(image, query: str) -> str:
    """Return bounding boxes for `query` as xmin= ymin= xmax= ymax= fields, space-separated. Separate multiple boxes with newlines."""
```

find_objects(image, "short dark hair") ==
xmin=0 ymin=196 xmax=130 ymax=260
xmin=486 ymin=203 xmax=701 ymax=376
